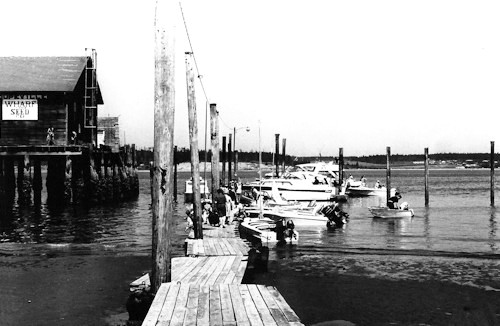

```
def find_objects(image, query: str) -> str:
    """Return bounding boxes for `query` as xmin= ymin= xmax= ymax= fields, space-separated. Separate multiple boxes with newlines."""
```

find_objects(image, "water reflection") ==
xmin=489 ymin=206 xmax=497 ymax=252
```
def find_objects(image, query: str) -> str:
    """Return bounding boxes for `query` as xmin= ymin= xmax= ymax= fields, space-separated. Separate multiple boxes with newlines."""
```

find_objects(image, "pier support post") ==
xmin=17 ymin=156 xmax=32 ymax=205
xmin=5 ymin=158 xmax=16 ymax=204
xmin=33 ymin=158 xmax=42 ymax=205
xmin=228 ymin=133 xmax=232 ymax=182
xmin=152 ymin=0 xmax=175 ymax=292
xmin=339 ymin=148 xmax=344 ymax=190
xmin=173 ymin=146 xmax=178 ymax=202
xmin=186 ymin=52 xmax=203 ymax=238
xmin=491 ymin=141 xmax=495 ymax=207
xmin=275 ymin=134 xmax=280 ymax=178
xmin=222 ymin=136 xmax=226 ymax=187
xmin=386 ymin=146 xmax=391 ymax=206
xmin=282 ymin=138 xmax=286 ymax=174
xmin=210 ymin=103 xmax=220 ymax=198
xmin=425 ymin=148 xmax=429 ymax=206
xmin=46 ymin=157 xmax=66 ymax=205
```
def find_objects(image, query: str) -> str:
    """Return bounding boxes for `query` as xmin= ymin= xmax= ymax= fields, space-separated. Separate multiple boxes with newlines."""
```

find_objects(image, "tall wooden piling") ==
xmin=185 ymin=52 xmax=202 ymax=239
xmin=339 ymin=148 xmax=344 ymax=189
xmin=173 ymin=146 xmax=178 ymax=202
xmin=210 ymin=103 xmax=220 ymax=198
xmin=491 ymin=141 xmax=495 ymax=206
xmin=386 ymin=146 xmax=391 ymax=206
xmin=424 ymin=148 xmax=429 ymax=206
xmin=221 ymin=136 xmax=226 ymax=186
xmin=228 ymin=133 xmax=232 ymax=182
xmin=5 ymin=158 xmax=15 ymax=203
xmin=275 ymin=134 xmax=280 ymax=177
xmin=282 ymin=138 xmax=286 ymax=174
xmin=152 ymin=0 xmax=176 ymax=292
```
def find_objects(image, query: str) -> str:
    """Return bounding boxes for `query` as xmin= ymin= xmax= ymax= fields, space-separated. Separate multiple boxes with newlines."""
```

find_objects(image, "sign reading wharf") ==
xmin=2 ymin=99 xmax=38 ymax=120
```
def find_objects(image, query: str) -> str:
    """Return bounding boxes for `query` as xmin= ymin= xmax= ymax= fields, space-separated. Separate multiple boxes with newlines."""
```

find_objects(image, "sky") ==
xmin=1 ymin=0 xmax=500 ymax=157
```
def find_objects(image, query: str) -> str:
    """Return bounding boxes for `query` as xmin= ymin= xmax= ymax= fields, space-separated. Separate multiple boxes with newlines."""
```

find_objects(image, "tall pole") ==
xmin=282 ymin=138 xmax=286 ymax=174
xmin=424 ymin=147 xmax=429 ymax=206
xmin=386 ymin=146 xmax=391 ymax=206
xmin=210 ymin=104 xmax=220 ymax=199
xmin=275 ymin=134 xmax=280 ymax=178
xmin=173 ymin=146 xmax=177 ymax=202
xmin=234 ymin=127 xmax=237 ymax=178
xmin=491 ymin=141 xmax=495 ymax=207
xmin=339 ymin=147 xmax=344 ymax=192
xmin=222 ymin=136 xmax=226 ymax=186
xmin=152 ymin=0 xmax=175 ymax=292
xmin=185 ymin=52 xmax=202 ymax=238
xmin=228 ymin=133 xmax=232 ymax=182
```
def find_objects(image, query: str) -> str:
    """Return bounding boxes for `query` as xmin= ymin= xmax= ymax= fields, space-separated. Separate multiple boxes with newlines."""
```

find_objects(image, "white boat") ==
xmin=242 ymin=175 xmax=340 ymax=202
xmin=184 ymin=177 xmax=210 ymax=202
xmin=239 ymin=217 xmax=299 ymax=244
xmin=368 ymin=206 xmax=414 ymax=218
xmin=346 ymin=185 xmax=388 ymax=197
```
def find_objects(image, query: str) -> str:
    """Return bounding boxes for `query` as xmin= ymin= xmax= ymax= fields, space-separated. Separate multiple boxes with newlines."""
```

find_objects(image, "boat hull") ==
xmin=239 ymin=218 xmax=299 ymax=244
xmin=368 ymin=206 xmax=414 ymax=218
xmin=347 ymin=186 xmax=386 ymax=197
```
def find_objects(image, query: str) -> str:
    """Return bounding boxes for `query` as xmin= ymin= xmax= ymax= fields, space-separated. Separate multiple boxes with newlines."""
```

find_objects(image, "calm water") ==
xmin=1 ymin=168 xmax=500 ymax=324
xmin=1 ymin=168 xmax=500 ymax=260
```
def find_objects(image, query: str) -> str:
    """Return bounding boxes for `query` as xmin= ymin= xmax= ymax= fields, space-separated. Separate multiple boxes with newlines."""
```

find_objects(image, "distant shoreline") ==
xmin=137 ymin=162 xmax=491 ymax=172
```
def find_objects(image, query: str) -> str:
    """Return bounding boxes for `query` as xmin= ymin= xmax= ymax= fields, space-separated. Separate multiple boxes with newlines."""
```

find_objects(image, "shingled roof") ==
xmin=0 ymin=56 xmax=92 ymax=92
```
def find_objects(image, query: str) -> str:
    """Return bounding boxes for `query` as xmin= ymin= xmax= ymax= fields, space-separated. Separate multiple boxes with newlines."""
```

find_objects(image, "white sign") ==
xmin=2 ymin=99 xmax=38 ymax=120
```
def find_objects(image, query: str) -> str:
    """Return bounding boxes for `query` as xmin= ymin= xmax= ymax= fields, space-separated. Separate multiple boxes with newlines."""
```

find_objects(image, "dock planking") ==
xmin=141 ymin=220 xmax=304 ymax=325
xmin=142 ymin=283 xmax=304 ymax=326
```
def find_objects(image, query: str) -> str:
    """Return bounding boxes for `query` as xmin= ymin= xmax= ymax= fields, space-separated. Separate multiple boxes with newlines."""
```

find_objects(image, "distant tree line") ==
xmin=135 ymin=148 xmax=495 ymax=168
xmin=135 ymin=148 xmax=297 ymax=167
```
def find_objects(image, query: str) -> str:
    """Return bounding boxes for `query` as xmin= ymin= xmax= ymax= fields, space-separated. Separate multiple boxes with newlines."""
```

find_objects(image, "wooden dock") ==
xmin=142 ymin=223 xmax=304 ymax=326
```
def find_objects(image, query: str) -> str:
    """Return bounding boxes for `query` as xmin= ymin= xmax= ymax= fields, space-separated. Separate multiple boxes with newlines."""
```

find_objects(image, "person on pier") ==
xmin=213 ymin=188 xmax=227 ymax=227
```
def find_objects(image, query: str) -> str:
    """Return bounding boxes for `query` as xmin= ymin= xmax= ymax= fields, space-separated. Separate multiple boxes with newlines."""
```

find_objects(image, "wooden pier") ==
xmin=142 ymin=224 xmax=304 ymax=326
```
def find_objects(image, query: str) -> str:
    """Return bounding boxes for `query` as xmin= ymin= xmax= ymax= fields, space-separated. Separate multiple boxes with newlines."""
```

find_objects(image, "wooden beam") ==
xmin=152 ymin=0 xmax=176 ymax=292
xmin=185 ymin=52 xmax=203 ymax=239
xmin=210 ymin=104 xmax=220 ymax=199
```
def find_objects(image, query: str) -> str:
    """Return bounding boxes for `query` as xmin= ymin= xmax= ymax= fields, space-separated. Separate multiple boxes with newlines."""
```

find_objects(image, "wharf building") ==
xmin=0 ymin=50 xmax=138 ymax=206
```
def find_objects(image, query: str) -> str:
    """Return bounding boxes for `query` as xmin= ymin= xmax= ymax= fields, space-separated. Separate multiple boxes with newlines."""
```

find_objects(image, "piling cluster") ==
xmin=0 ymin=145 xmax=139 ymax=209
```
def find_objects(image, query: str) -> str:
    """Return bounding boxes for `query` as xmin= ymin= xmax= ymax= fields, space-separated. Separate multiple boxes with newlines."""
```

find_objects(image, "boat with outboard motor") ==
xmin=368 ymin=202 xmax=414 ymax=218
xmin=239 ymin=217 xmax=299 ymax=245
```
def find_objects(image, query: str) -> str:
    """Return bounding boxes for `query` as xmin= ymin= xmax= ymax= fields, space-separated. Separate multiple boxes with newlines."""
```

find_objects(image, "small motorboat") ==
xmin=239 ymin=217 xmax=299 ymax=245
xmin=368 ymin=204 xmax=414 ymax=218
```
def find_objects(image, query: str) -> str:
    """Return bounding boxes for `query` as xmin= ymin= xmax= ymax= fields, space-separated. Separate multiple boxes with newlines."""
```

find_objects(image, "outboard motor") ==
xmin=285 ymin=220 xmax=296 ymax=240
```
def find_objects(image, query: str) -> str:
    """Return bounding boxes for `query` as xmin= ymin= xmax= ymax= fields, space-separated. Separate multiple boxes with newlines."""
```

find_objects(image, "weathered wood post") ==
xmin=282 ymin=138 xmax=286 ymax=174
xmin=152 ymin=0 xmax=176 ymax=291
xmin=339 ymin=147 xmax=344 ymax=191
xmin=491 ymin=141 xmax=495 ymax=206
xmin=17 ymin=156 xmax=32 ymax=205
xmin=386 ymin=146 xmax=391 ymax=206
xmin=185 ymin=52 xmax=203 ymax=239
xmin=173 ymin=146 xmax=178 ymax=202
xmin=424 ymin=147 xmax=429 ymax=206
xmin=5 ymin=158 xmax=15 ymax=204
xmin=221 ymin=136 xmax=226 ymax=187
xmin=234 ymin=151 xmax=239 ymax=179
xmin=0 ymin=158 xmax=4 ymax=208
xmin=228 ymin=133 xmax=232 ymax=182
xmin=275 ymin=134 xmax=280 ymax=177
xmin=210 ymin=103 xmax=220 ymax=198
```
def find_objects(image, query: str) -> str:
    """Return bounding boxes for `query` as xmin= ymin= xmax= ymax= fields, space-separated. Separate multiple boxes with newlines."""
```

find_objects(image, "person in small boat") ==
xmin=374 ymin=180 xmax=382 ymax=189
xmin=360 ymin=175 xmax=367 ymax=186
xmin=313 ymin=177 xmax=320 ymax=185
xmin=387 ymin=192 xmax=402 ymax=209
